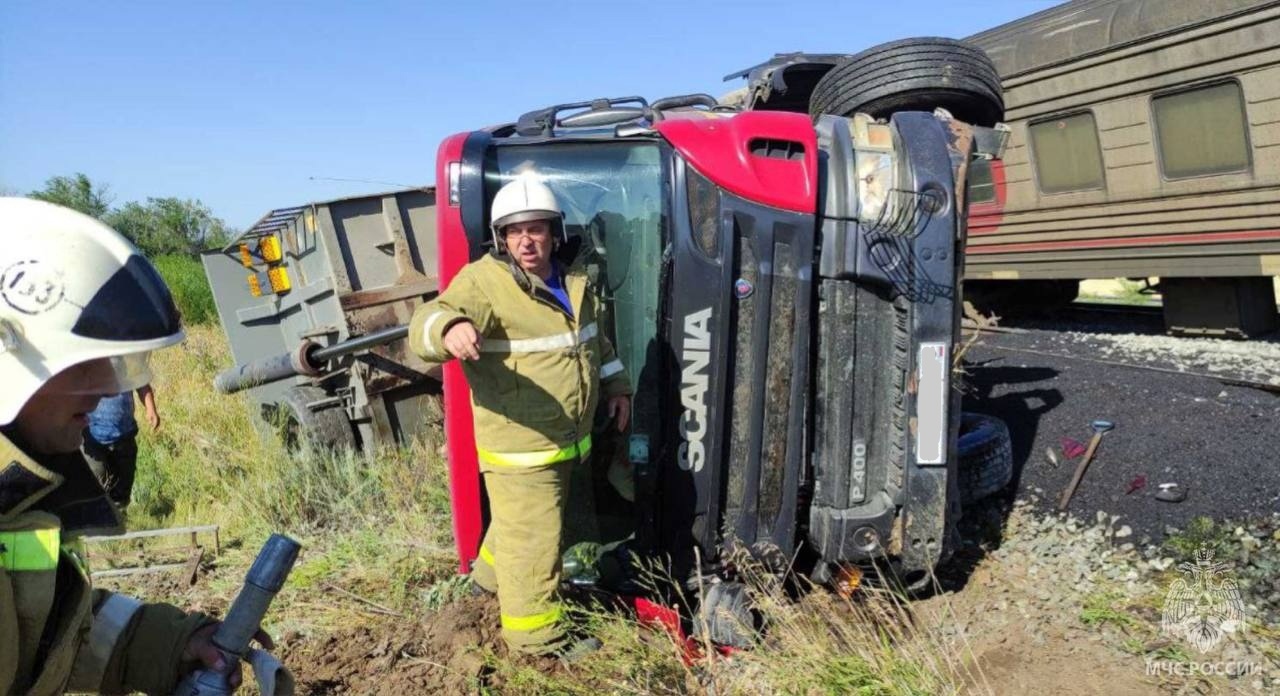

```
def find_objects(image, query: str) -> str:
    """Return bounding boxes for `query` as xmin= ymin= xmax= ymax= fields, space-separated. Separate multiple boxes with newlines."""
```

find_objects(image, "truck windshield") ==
xmin=488 ymin=141 xmax=666 ymax=465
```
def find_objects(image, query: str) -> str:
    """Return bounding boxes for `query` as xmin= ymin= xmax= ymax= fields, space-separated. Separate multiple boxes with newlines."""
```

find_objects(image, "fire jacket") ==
xmin=1 ymin=431 xmax=212 ymax=695
xmin=409 ymin=252 xmax=632 ymax=468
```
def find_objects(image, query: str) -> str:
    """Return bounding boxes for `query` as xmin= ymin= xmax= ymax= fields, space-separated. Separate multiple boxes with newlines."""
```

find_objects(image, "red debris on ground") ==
xmin=1060 ymin=437 xmax=1086 ymax=459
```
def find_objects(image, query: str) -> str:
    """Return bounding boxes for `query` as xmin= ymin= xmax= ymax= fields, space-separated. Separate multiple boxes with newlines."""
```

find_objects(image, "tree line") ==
xmin=27 ymin=173 xmax=233 ymax=257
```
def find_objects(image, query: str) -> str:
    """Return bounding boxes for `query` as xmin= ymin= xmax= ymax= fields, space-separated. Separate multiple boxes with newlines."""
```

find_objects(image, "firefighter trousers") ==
xmin=471 ymin=457 xmax=599 ymax=653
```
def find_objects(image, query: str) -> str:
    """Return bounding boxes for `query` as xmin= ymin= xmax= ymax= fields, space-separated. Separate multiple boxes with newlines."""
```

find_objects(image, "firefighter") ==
xmin=0 ymin=198 xmax=267 ymax=695
xmin=408 ymin=175 xmax=632 ymax=656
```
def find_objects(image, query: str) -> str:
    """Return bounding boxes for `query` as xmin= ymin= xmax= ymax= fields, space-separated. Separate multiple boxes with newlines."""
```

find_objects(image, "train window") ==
xmin=1028 ymin=112 xmax=1105 ymax=193
xmin=968 ymin=159 xmax=995 ymax=203
xmin=1153 ymin=82 xmax=1251 ymax=178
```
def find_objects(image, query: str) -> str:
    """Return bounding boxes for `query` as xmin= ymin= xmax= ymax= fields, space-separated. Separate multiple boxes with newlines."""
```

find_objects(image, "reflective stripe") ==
xmin=482 ymin=322 xmax=598 ymax=354
xmin=476 ymin=434 xmax=591 ymax=468
xmin=501 ymin=605 xmax=562 ymax=633
xmin=421 ymin=311 xmax=448 ymax=354
xmin=68 ymin=593 xmax=143 ymax=690
xmin=600 ymin=359 xmax=624 ymax=379
xmin=478 ymin=544 xmax=496 ymax=567
xmin=0 ymin=527 xmax=60 ymax=571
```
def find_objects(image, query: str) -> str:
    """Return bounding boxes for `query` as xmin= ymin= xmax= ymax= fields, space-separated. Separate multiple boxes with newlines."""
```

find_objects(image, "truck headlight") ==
xmin=856 ymin=151 xmax=894 ymax=225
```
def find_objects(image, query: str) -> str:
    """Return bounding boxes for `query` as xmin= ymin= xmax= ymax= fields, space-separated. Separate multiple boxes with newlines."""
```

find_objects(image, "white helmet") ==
xmin=0 ymin=198 xmax=185 ymax=424
xmin=489 ymin=175 xmax=565 ymax=251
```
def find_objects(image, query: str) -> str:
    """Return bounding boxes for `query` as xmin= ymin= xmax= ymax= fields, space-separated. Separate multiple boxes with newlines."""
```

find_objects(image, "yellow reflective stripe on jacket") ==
xmin=0 ymin=527 xmax=60 ymax=571
xmin=476 ymin=434 xmax=592 ymax=468
xmin=478 ymin=544 xmax=496 ymax=567
xmin=501 ymin=605 xmax=562 ymax=633
xmin=481 ymin=322 xmax=598 ymax=354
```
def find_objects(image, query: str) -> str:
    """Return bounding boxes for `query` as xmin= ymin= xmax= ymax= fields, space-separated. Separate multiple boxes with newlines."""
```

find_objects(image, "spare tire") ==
xmin=957 ymin=412 xmax=1013 ymax=505
xmin=809 ymin=37 xmax=1004 ymax=126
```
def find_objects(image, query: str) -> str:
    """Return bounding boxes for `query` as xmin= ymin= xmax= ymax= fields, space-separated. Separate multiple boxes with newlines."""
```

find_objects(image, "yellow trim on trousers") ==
xmin=501 ymin=606 xmax=563 ymax=633
xmin=476 ymin=434 xmax=591 ymax=468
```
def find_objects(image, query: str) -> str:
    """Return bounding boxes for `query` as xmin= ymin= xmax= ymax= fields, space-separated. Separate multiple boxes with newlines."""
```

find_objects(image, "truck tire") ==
xmin=809 ymin=38 xmax=1004 ymax=127
xmin=693 ymin=581 xmax=759 ymax=648
xmin=957 ymin=412 xmax=1012 ymax=505
xmin=281 ymin=385 xmax=356 ymax=453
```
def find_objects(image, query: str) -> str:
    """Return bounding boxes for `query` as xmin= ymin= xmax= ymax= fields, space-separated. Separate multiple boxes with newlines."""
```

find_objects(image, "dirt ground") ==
xmin=100 ymin=509 xmax=1275 ymax=695
xmin=920 ymin=562 xmax=1157 ymax=696
xmin=277 ymin=595 xmax=506 ymax=695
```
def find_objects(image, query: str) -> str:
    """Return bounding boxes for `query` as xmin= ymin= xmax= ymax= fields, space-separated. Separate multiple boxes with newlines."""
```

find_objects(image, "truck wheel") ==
xmin=693 ymin=581 xmax=759 ymax=648
xmin=809 ymin=37 xmax=1004 ymax=126
xmin=280 ymin=386 xmax=356 ymax=453
xmin=957 ymin=412 xmax=1012 ymax=505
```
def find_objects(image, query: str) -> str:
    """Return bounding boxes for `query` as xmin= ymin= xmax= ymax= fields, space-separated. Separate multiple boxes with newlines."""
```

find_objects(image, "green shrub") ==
xmin=151 ymin=254 xmax=217 ymax=325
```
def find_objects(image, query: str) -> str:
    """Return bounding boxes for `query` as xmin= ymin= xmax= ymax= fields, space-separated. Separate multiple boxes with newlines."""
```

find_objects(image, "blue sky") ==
xmin=1 ymin=0 xmax=1053 ymax=229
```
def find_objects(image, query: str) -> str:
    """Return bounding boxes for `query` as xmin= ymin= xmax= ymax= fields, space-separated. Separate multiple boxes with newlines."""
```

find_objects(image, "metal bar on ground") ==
xmin=91 ymin=563 xmax=189 ymax=579
xmin=82 ymin=525 xmax=221 ymax=544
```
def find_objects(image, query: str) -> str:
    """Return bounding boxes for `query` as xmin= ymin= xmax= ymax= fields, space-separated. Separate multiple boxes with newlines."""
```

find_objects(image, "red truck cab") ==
xmin=435 ymin=97 xmax=975 ymax=616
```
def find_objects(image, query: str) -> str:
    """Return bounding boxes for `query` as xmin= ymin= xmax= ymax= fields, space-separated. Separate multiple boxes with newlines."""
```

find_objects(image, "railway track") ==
xmin=961 ymin=303 xmax=1280 ymax=394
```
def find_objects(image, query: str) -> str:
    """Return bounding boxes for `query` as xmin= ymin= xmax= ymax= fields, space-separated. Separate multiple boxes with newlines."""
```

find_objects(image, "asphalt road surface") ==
xmin=961 ymin=308 xmax=1280 ymax=541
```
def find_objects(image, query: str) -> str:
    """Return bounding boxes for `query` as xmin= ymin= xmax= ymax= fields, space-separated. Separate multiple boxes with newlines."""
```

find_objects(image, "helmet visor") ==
xmin=52 ymin=353 xmax=156 ymax=396
xmin=71 ymin=254 xmax=182 ymax=341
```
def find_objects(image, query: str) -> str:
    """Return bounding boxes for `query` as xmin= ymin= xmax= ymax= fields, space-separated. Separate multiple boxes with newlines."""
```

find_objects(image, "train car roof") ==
xmin=967 ymin=0 xmax=1279 ymax=77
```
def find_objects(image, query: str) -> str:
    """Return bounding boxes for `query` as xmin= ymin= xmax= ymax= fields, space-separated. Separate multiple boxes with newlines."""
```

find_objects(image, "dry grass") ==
xmin=131 ymin=324 xmax=456 ymax=620
xmin=696 ymin=557 xmax=982 ymax=696
xmin=133 ymin=325 xmax=983 ymax=694
xmin=137 ymin=325 xmax=448 ymax=541
xmin=489 ymin=551 xmax=986 ymax=695
xmin=426 ymin=558 xmax=982 ymax=695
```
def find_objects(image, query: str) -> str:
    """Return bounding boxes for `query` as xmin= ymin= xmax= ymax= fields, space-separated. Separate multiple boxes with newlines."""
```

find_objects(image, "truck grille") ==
xmin=662 ymin=171 xmax=814 ymax=573
xmin=723 ymin=224 xmax=807 ymax=558
xmin=759 ymin=245 xmax=796 ymax=537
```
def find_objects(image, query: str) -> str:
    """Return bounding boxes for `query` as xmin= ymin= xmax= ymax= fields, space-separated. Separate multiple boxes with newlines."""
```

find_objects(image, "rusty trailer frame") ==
xmin=202 ymin=188 xmax=440 ymax=452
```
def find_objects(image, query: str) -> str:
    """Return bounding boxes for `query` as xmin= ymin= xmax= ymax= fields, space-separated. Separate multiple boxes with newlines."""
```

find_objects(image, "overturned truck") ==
xmin=207 ymin=39 xmax=1014 ymax=636
xmin=438 ymin=102 xmax=1002 ymax=604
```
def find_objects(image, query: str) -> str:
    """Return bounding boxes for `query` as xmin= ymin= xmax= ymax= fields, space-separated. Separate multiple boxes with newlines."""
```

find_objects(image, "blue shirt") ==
xmin=87 ymin=392 xmax=138 ymax=444
xmin=544 ymin=263 xmax=574 ymax=317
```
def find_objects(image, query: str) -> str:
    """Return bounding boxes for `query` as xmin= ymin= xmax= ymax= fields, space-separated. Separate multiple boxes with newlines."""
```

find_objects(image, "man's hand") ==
xmin=182 ymin=623 xmax=275 ymax=688
xmin=607 ymin=394 xmax=631 ymax=432
xmin=144 ymin=403 xmax=161 ymax=431
xmin=138 ymin=384 xmax=161 ymax=431
xmin=443 ymin=321 xmax=483 ymax=361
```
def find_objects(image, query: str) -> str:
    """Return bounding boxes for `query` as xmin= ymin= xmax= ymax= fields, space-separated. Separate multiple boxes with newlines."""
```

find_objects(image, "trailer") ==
xmin=202 ymin=188 xmax=440 ymax=453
